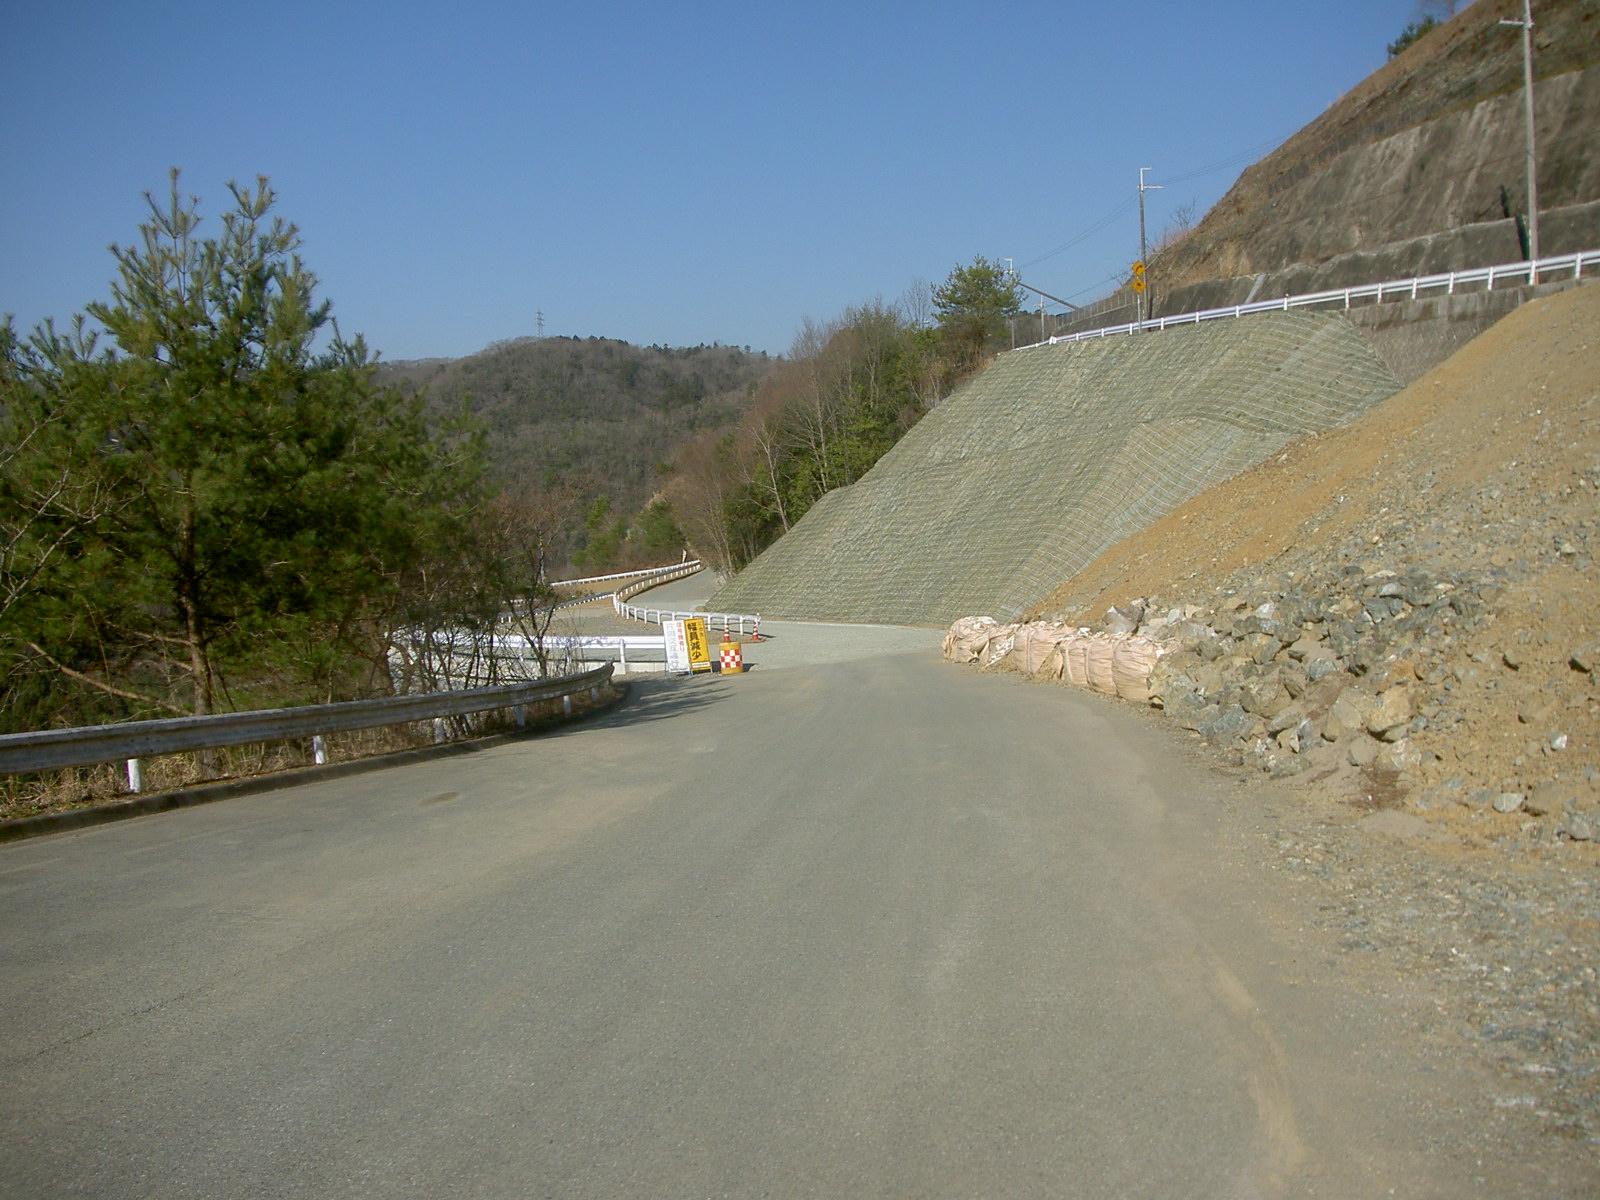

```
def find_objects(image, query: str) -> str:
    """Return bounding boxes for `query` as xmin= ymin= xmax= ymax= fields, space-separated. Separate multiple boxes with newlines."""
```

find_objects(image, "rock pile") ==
xmin=967 ymin=507 xmax=1600 ymax=841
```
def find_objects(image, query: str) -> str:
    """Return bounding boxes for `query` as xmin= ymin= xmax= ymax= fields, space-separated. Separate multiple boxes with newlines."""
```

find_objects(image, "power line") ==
xmin=1018 ymin=128 xmax=1300 ymax=273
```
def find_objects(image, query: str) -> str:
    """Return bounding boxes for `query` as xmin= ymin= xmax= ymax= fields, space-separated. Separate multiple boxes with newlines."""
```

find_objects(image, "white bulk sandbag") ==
xmin=1016 ymin=622 xmax=1074 ymax=677
xmin=1084 ymin=636 xmax=1117 ymax=695
xmin=943 ymin=616 xmax=1000 ymax=663
xmin=1111 ymin=636 xmax=1165 ymax=703
xmin=982 ymin=629 xmax=1018 ymax=666
xmin=1064 ymin=635 xmax=1092 ymax=689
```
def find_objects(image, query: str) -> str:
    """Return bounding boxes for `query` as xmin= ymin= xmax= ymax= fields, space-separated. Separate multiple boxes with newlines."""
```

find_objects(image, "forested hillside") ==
xmin=376 ymin=257 xmax=1022 ymax=578
xmin=665 ymin=261 xmax=1024 ymax=572
xmin=378 ymin=337 xmax=771 ymax=571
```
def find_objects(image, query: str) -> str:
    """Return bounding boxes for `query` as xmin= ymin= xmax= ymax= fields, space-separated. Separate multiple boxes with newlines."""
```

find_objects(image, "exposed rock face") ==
xmin=1147 ymin=0 xmax=1600 ymax=294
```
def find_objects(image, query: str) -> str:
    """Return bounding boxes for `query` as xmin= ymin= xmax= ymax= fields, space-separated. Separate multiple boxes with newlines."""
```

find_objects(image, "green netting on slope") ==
xmin=710 ymin=312 xmax=1401 ymax=627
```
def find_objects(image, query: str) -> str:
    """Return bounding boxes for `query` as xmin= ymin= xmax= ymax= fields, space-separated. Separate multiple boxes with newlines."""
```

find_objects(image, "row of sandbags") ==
xmin=943 ymin=616 xmax=1169 ymax=705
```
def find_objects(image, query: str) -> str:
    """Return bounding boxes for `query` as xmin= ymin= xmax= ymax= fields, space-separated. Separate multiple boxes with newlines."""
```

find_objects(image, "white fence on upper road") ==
xmin=609 ymin=563 xmax=762 ymax=636
xmin=1027 ymin=248 xmax=1600 ymax=349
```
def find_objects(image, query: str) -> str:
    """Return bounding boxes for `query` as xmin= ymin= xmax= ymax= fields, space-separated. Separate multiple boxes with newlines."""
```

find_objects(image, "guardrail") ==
xmin=552 ymin=561 xmax=702 ymax=590
xmin=499 ymin=634 xmax=668 ymax=674
xmin=1028 ymin=248 xmax=1600 ymax=348
xmin=612 ymin=561 xmax=706 ymax=604
xmin=610 ymin=563 xmax=762 ymax=636
xmin=0 ymin=664 xmax=613 ymax=791
xmin=541 ymin=562 xmax=705 ymax=611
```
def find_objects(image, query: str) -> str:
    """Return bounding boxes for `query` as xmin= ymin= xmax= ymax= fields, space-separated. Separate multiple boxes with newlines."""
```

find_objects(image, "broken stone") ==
xmin=1364 ymin=686 xmax=1413 ymax=738
xmin=1493 ymin=792 xmax=1527 ymax=814
xmin=1306 ymin=657 xmax=1339 ymax=682
xmin=1198 ymin=704 xmax=1253 ymax=745
xmin=1102 ymin=604 xmax=1144 ymax=637
xmin=1517 ymin=699 xmax=1557 ymax=726
xmin=1524 ymin=781 xmax=1578 ymax=817
xmin=1241 ymin=676 xmax=1293 ymax=720
xmin=1375 ymin=740 xmax=1423 ymax=772
xmin=1324 ymin=687 xmax=1376 ymax=742
xmin=1346 ymin=736 xmax=1381 ymax=768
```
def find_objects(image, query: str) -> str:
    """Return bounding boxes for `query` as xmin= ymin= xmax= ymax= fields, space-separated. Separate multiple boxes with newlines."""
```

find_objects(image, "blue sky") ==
xmin=2 ymin=1 xmax=1438 ymax=361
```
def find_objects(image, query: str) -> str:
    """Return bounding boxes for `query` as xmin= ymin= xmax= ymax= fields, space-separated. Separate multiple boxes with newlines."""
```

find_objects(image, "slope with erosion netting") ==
xmin=709 ymin=312 xmax=1400 ymax=627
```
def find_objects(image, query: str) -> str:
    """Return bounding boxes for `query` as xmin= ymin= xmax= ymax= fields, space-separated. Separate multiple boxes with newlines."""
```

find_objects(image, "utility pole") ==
xmin=1004 ymin=259 xmax=1018 ymax=347
xmin=1138 ymin=167 xmax=1162 ymax=322
xmin=1500 ymin=0 xmax=1540 ymax=279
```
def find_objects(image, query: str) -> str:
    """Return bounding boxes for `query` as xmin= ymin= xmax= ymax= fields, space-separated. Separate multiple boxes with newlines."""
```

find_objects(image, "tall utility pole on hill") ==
xmin=1500 ymin=0 xmax=1540 ymax=280
xmin=1138 ymin=168 xmax=1162 ymax=323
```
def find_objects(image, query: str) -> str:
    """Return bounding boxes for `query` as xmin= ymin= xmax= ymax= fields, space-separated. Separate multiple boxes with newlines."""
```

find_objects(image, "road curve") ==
xmin=0 ymin=643 xmax=1537 ymax=1197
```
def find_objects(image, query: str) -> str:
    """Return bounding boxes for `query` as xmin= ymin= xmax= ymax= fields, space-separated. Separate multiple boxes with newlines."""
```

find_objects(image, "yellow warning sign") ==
xmin=1131 ymin=260 xmax=1145 ymax=276
xmin=683 ymin=617 xmax=712 ymax=672
xmin=1131 ymin=277 xmax=1147 ymax=293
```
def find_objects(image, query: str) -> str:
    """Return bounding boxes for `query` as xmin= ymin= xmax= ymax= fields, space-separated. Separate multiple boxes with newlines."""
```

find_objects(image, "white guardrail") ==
xmin=500 ymin=634 xmax=669 ymax=674
xmin=543 ymin=562 xmax=704 ymax=610
xmin=553 ymin=562 xmax=700 ymax=590
xmin=0 ymin=664 xmax=613 ymax=792
xmin=1030 ymin=248 xmax=1600 ymax=348
xmin=611 ymin=563 xmax=760 ymax=637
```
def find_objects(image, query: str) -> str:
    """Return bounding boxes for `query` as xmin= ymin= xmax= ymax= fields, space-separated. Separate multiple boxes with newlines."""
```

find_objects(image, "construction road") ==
xmin=0 ymin=624 xmax=1549 ymax=1197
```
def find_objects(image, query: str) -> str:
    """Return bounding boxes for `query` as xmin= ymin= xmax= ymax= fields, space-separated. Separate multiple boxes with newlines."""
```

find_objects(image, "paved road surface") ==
xmin=0 ymin=638 xmax=1546 ymax=1197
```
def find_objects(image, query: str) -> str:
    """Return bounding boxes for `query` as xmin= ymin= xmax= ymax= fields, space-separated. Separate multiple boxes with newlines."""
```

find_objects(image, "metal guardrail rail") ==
xmin=609 ymin=563 xmax=762 ymax=636
xmin=541 ymin=561 xmax=706 ymax=611
xmin=553 ymin=561 xmax=701 ymax=590
xmin=1027 ymin=249 xmax=1600 ymax=349
xmin=613 ymin=604 xmax=760 ymax=637
xmin=0 ymin=664 xmax=613 ymax=779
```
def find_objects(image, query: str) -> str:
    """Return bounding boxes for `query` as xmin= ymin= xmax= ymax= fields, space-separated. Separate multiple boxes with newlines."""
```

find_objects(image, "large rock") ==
xmin=1323 ymin=687 xmax=1376 ymax=742
xmin=1365 ymin=685 xmax=1415 ymax=740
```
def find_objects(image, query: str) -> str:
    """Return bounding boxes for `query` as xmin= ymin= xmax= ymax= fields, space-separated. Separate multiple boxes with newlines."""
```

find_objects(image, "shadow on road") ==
xmin=545 ymin=675 xmax=728 ymax=737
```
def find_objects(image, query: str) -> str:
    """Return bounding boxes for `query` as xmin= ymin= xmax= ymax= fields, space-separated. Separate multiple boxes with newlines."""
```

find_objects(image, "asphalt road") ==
xmin=0 ymin=641 xmax=1529 ymax=1197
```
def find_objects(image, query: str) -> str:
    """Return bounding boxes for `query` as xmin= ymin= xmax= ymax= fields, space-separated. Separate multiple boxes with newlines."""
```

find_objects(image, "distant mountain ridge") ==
xmin=378 ymin=336 xmax=773 ymax=560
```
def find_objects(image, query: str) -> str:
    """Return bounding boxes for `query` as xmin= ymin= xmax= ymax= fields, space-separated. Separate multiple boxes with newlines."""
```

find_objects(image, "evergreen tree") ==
xmin=0 ymin=173 xmax=487 ymax=727
xmin=933 ymin=256 xmax=1024 ymax=369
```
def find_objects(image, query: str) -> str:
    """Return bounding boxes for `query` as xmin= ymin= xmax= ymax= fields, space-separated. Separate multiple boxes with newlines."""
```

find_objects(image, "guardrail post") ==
xmin=563 ymin=695 xmax=573 ymax=716
xmin=514 ymin=705 xmax=526 ymax=728
xmin=126 ymin=758 xmax=143 ymax=794
xmin=432 ymin=718 xmax=447 ymax=744
xmin=312 ymin=735 xmax=328 ymax=765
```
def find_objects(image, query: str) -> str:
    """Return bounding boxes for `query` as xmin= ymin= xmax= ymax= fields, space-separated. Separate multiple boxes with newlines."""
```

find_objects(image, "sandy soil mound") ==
xmin=1030 ymin=281 xmax=1599 ymax=838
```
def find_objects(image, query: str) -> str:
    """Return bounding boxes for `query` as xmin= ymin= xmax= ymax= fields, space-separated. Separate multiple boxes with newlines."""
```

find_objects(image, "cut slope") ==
xmin=1152 ymin=0 xmax=1600 ymax=290
xmin=1027 ymin=281 xmax=1599 ymax=825
xmin=1029 ymin=282 xmax=1600 ymax=625
xmin=709 ymin=313 xmax=1400 ymax=626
